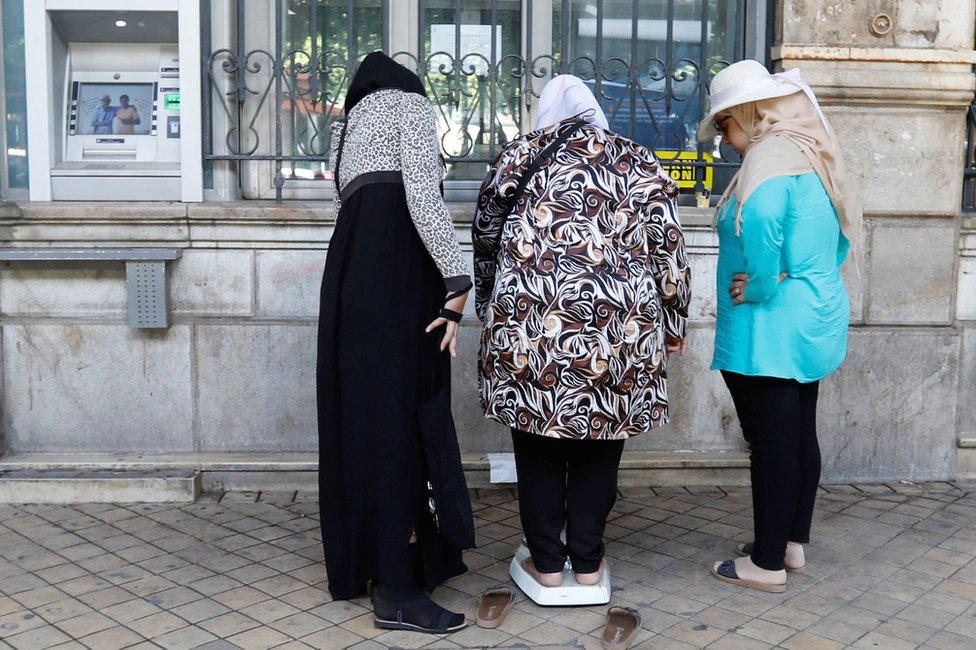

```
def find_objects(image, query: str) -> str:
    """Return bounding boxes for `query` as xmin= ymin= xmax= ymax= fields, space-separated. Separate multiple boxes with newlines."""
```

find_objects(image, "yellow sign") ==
xmin=656 ymin=150 xmax=714 ymax=191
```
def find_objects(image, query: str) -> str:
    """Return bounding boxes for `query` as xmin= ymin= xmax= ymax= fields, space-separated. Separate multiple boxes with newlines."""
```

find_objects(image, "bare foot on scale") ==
xmin=521 ymin=558 xmax=562 ymax=587
xmin=574 ymin=558 xmax=607 ymax=585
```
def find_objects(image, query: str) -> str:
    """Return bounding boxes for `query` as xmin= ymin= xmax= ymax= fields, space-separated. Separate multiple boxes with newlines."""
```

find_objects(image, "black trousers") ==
xmin=511 ymin=429 xmax=625 ymax=574
xmin=722 ymin=371 xmax=821 ymax=571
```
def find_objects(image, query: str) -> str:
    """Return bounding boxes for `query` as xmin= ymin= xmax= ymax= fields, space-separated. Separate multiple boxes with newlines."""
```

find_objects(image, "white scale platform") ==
xmin=509 ymin=544 xmax=611 ymax=606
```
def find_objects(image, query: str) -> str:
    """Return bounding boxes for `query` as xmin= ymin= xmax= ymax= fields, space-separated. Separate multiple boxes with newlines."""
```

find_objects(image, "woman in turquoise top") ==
xmin=696 ymin=60 xmax=860 ymax=593
xmin=713 ymin=174 xmax=850 ymax=381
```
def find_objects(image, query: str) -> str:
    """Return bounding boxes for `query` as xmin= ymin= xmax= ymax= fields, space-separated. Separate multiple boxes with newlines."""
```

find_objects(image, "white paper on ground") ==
xmin=487 ymin=452 xmax=517 ymax=483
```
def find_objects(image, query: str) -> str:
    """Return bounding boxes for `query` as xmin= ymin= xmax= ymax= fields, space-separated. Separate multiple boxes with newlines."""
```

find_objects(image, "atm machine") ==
xmin=52 ymin=42 xmax=182 ymax=200
xmin=24 ymin=2 xmax=201 ymax=202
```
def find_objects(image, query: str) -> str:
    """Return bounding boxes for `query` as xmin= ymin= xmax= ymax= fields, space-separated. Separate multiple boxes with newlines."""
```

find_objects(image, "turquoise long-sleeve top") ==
xmin=711 ymin=172 xmax=850 ymax=383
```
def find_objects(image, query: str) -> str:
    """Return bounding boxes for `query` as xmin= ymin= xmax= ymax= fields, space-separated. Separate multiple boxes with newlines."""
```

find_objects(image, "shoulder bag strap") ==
xmin=493 ymin=119 xmax=588 ymax=248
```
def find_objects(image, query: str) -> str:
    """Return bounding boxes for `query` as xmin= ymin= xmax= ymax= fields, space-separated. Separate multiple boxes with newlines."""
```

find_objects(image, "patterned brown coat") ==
xmin=473 ymin=119 xmax=691 ymax=440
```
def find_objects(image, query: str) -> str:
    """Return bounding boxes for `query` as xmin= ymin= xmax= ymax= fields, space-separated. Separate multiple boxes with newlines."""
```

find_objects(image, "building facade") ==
xmin=0 ymin=0 xmax=973 ymax=490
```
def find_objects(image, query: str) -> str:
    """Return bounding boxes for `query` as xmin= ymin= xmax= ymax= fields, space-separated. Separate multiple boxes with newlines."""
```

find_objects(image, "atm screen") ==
xmin=70 ymin=82 xmax=157 ymax=136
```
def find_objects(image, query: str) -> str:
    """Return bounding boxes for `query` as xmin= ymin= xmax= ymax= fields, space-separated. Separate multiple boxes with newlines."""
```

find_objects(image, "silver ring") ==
xmin=732 ymin=288 xmax=740 ymax=296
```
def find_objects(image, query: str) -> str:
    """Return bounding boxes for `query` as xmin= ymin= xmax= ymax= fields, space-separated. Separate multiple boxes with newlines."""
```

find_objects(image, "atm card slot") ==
xmin=82 ymin=148 xmax=138 ymax=159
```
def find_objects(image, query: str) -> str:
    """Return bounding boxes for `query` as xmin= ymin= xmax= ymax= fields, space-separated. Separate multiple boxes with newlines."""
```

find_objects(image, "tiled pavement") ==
xmin=2 ymin=483 xmax=976 ymax=649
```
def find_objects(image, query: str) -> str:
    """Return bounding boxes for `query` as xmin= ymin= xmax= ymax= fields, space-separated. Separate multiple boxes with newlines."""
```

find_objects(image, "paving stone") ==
xmin=2 ymin=487 xmax=975 ymax=648
xmin=10 ymin=586 xmax=67 ymax=610
xmin=166 ymin=599 xmax=232 ymax=626
xmin=735 ymin=616 xmax=795 ymax=645
xmin=299 ymin=625 xmax=364 ymax=649
xmin=265 ymin=612 xmax=330 ymax=637
xmin=30 ymin=599 xmax=92 ymax=624
xmin=306 ymin=600 xmax=368 ymax=625
xmin=186 ymin=641 xmax=240 ymax=650
xmin=661 ymin=618 xmax=727 ymax=646
xmin=873 ymin=617 xmax=938 ymax=644
xmin=101 ymin=598 xmax=163 ymax=624
xmin=707 ymin=633 xmax=774 ymax=649
xmin=197 ymin=611 xmax=261 ymax=638
xmin=232 ymin=599 xmax=300 ymax=626
xmin=4 ymin=624 xmax=71 ymax=650
xmin=151 ymin=624 xmax=219 ymax=650
xmin=75 ymin=626 xmax=145 ymax=650
xmin=780 ymin=631 xmax=847 ymax=649
xmin=923 ymin=629 xmax=976 ymax=649
xmin=851 ymin=630 xmax=918 ymax=649
xmin=211 ymin=587 xmax=269 ymax=611
xmin=51 ymin=610 xmax=118 ymax=639
xmin=126 ymin=611 xmax=189 ymax=639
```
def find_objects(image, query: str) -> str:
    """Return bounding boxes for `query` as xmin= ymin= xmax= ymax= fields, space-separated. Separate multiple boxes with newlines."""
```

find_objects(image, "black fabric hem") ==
xmin=443 ymin=275 xmax=472 ymax=292
xmin=533 ymin=558 xmax=568 ymax=574
xmin=327 ymin=581 xmax=370 ymax=601
xmin=340 ymin=170 xmax=403 ymax=202
xmin=750 ymin=550 xmax=785 ymax=572
xmin=571 ymin=558 xmax=602 ymax=574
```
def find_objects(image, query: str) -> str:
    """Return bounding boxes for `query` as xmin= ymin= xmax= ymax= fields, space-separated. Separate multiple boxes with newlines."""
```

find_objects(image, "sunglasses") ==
xmin=714 ymin=115 xmax=732 ymax=132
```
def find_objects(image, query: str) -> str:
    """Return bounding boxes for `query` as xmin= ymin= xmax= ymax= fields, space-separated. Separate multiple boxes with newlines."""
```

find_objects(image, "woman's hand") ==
xmin=729 ymin=273 xmax=748 ymax=305
xmin=666 ymin=337 xmax=688 ymax=356
xmin=425 ymin=292 xmax=468 ymax=358
xmin=730 ymin=271 xmax=788 ymax=305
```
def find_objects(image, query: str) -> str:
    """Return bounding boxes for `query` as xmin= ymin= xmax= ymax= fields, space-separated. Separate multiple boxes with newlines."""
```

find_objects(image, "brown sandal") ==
xmin=476 ymin=585 xmax=516 ymax=629
xmin=601 ymin=606 xmax=641 ymax=649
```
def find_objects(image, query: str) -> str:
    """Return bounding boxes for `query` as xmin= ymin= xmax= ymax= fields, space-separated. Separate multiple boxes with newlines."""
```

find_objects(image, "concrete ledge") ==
xmin=0 ymin=470 xmax=201 ymax=503
xmin=0 ymin=201 xmax=719 ymax=248
xmin=0 ymin=452 xmax=322 ymax=472
xmin=0 ymin=451 xmax=751 ymax=491
xmin=202 ymin=471 xmax=318 ymax=493
xmin=0 ymin=201 xmax=23 ymax=218
xmin=464 ymin=451 xmax=750 ymax=488
xmin=774 ymin=44 xmax=976 ymax=65
xmin=959 ymin=437 xmax=976 ymax=479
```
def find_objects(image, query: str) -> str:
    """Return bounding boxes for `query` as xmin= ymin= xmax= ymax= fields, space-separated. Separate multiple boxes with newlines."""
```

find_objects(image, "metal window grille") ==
xmin=204 ymin=0 xmax=746 ymax=201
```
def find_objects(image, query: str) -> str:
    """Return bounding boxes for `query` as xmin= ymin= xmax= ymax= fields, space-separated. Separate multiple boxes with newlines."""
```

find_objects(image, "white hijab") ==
xmin=533 ymin=75 xmax=609 ymax=131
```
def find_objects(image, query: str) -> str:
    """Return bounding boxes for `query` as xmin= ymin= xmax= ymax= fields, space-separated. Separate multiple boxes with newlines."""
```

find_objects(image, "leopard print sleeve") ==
xmin=398 ymin=92 xmax=470 ymax=290
xmin=328 ymin=120 xmax=345 ymax=215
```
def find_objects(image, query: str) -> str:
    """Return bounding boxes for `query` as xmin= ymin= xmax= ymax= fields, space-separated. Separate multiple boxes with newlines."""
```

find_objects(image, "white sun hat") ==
xmin=696 ymin=59 xmax=827 ymax=141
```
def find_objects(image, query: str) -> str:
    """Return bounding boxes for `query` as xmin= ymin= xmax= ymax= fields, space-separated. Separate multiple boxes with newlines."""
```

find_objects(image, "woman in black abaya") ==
xmin=316 ymin=52 xmax=473 ymax=633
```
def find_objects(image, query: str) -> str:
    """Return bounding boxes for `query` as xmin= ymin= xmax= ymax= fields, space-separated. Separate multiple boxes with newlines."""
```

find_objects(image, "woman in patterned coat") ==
xmin=317 ymin=52 xmax=472 ymax=633
xmin=472 ymin=75 xmax=691 ymax=587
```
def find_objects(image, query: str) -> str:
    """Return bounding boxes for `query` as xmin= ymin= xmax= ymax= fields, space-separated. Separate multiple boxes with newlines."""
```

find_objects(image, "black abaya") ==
xmin=316 ymin=179 xmax=467 ymax=600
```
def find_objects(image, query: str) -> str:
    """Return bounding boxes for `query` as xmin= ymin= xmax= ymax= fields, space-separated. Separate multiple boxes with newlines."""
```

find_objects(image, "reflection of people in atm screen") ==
xmin=91 ymin=95 xmax=117 ymax=134
xmin=114 ymin=95 xmax=141 ymax=135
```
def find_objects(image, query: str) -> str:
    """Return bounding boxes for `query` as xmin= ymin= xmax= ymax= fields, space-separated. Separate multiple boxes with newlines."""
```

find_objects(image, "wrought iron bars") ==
xmin=203 ymin=0 xmax=744 ymax=200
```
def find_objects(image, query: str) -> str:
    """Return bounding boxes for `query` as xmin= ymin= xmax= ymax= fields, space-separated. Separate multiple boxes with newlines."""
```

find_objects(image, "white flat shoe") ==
xmin=711 ymin=559 xmax=786 ymax=593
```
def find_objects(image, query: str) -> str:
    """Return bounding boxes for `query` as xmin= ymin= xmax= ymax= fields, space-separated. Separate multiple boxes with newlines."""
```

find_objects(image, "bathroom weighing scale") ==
xmin=509 ymin=543 xmax=612 ymax=606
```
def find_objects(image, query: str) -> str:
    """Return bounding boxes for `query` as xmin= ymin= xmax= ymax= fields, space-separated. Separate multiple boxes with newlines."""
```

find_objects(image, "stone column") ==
xmin=0 ymin=201 xmax=20 ymax=456
xmin=772 ymin=1 xmax=976 ymax=480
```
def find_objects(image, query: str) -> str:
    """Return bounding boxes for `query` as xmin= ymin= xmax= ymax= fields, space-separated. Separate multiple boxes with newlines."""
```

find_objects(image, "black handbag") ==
xmin=416 ymin=350 xmax=476 ymax=550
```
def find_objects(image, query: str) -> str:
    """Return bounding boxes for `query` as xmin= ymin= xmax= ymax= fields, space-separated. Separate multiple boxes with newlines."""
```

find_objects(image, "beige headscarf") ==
xmin=717 ymin=91 xmax=860 ymax=248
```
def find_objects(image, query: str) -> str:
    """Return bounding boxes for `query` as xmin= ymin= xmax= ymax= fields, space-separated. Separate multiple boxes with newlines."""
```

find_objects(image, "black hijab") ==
xmin=344 ymin=51 xmax=427 ymax=114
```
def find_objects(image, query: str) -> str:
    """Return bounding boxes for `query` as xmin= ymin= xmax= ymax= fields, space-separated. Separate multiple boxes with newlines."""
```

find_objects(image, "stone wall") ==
xmin=772 ymin=0 xmax=975 ymax=480
xmin=0 ymin=197 xmax=972 ymax=482
xmin=0 ymin=1 xmax=973 ymax=484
